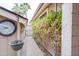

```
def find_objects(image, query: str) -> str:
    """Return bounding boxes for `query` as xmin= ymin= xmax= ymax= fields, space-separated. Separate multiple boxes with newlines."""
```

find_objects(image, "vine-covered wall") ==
xmin=32 ymin=10 xmax=62 ymax=55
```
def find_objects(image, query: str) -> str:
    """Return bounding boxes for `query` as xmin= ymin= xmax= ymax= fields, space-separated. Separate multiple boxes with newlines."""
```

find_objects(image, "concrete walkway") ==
xmin=21 ymin=24 xmax=44 ymax=56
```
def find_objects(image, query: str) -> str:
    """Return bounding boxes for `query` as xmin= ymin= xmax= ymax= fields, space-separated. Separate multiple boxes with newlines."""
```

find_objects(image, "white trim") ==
xmin=62 ymin=3 xmax=72 ymax=56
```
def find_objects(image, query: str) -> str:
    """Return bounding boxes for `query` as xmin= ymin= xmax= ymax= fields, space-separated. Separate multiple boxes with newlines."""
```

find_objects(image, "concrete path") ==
xmin=24 ymin=24 xmax=44 ymax=56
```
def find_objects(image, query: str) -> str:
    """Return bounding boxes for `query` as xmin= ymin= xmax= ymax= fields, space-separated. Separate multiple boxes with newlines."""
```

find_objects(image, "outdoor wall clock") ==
xmin=0 ymin=19 xmax=17 ymax=36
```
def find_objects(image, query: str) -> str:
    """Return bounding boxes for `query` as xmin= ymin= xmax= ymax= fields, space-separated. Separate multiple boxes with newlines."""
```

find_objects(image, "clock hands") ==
xmin=0 ymin=20 xmax=17 ymax=36
xmin=0 ymin=24 xmax=8 ymax=30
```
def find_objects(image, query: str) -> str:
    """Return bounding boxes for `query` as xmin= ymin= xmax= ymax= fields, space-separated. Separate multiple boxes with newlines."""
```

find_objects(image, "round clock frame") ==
xmin=0 ymin=19 xmax=17 ymax=36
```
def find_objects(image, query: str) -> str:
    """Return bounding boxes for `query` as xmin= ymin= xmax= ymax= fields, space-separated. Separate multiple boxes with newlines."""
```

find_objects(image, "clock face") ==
xmin=0 ymin=20 xmax=17 ymax=36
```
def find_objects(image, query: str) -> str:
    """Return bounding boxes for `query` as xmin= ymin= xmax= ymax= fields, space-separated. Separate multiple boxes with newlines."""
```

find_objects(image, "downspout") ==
xmin=16 ymin=16 xmax=20 ymax=40
xmin=16 ymin=15 xmax=21 ymax=56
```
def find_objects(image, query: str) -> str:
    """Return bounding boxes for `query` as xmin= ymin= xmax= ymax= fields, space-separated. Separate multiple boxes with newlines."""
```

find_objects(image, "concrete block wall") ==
xmin=72 ymin=4 xmax=79 ymax=56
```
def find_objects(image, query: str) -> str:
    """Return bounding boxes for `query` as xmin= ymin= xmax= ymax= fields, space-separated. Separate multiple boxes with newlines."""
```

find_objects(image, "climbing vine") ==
xmin=32 ymin=10 xmax=62 ymax=54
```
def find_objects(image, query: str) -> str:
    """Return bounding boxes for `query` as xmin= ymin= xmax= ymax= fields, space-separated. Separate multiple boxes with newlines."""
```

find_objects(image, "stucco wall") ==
xmin=20 ymin=30 xmax=26 ymax=56
xmin=0 ymin=15 xmax=25 ymax=56
xmin=0 ymin=16 xmax=17 ymax=56
xmin=0 ymin=8 xmax=26 ymax=27
xmin=38 ymin=3 xmax=62 ymax=19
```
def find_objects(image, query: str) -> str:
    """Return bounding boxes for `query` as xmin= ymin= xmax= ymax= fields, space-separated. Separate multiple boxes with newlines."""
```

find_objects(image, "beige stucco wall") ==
xmin=0 ymin=8 xmax=26 ymax=27
xmin=48 ymin=4 xmax=55 ymax=11
xmin=34 ymin=3 xmax=62 ymax=20
xmin=48 ymin=3 xmax=62 ymax=12
xmin=0 ymin=16 xmax=17 ymax=56
xmin=20 ymin=30 xmax=26 ymax=56
xmin=0 ymin=15 xmax=25 ymax=56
